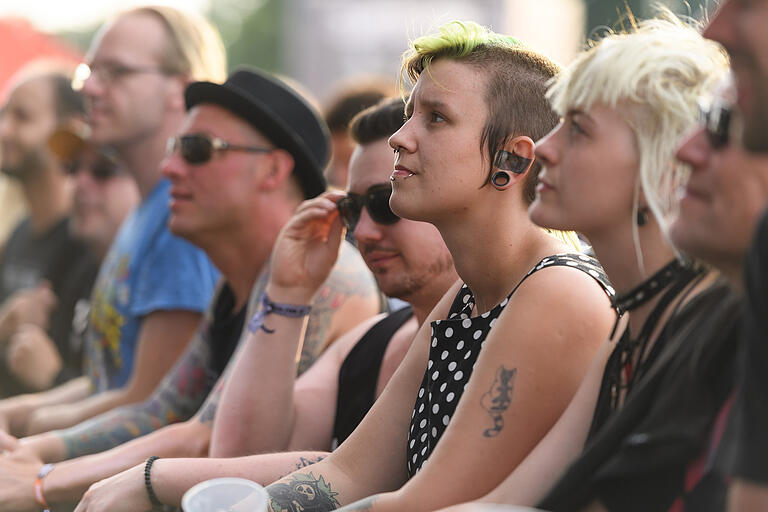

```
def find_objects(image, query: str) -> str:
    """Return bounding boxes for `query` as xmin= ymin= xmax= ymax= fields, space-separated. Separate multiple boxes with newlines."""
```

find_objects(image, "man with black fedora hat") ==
xmin=0 ymin=66 xmax=380 ymax=511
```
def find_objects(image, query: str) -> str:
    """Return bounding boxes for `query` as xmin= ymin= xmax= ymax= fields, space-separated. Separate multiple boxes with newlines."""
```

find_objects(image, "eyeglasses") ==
xmin=337 ymin=184 xmax=400 ymax=230
xmin=63 ymin=155 xmax=122 ymax=182
xmin=71 ymin=62 xmax=173 ymax=91
xmin=698 ymin=99 xmax=732 ymax=149
xmin=166 ymin=134 xmax=274 ymax=165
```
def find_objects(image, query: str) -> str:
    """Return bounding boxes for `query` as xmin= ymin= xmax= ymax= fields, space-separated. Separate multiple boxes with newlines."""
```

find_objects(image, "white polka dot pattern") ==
xmin=405 ymin=253 xmax=613 ymax=478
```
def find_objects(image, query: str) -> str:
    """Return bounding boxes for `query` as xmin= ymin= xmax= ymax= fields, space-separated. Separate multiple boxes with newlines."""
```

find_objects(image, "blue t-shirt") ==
xmin=83 ymin=179 xmax=219 ymax=391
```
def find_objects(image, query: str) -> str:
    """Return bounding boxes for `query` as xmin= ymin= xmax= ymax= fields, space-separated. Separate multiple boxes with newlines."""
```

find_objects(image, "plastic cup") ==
xmin=182 ymin=477 xmax=268 ymax=512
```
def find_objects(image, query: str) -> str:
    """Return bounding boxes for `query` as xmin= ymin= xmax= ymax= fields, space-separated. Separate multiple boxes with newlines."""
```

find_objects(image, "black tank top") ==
xmin=331 ymin=306 xmax=414 ymax=449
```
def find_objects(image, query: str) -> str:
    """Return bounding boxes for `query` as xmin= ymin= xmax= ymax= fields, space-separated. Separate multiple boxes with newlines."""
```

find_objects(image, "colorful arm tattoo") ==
xmin=57 ymin=325 xmax=216 ymax=458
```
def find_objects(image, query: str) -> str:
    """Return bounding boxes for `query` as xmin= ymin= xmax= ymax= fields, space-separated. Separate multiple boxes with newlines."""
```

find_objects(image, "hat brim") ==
xmin=185 ymin=81 xmax=326 ymax=199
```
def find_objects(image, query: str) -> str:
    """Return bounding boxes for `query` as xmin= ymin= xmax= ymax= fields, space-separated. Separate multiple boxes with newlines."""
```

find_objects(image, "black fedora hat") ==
xmin=185 ymin=67 xmax=329 ymax=198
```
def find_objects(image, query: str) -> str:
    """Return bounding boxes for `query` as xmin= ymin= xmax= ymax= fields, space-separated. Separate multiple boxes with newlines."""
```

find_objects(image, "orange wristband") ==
xmin=34 ymin=463 xmax=54 ymax=512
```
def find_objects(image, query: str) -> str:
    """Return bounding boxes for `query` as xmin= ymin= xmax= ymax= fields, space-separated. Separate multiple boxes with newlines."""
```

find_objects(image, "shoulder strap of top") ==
xmin=507 ymin=253 xmax=615 ymax=301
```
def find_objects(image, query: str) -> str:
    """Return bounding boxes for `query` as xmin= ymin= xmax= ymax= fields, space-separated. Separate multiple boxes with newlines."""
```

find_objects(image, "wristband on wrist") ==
xmin=247 ymin=292 xmax=312 ymax=334
xmin=144 ymin=456 xmax=163 ymax=509
xmin=34 ymin=463 xmax=54 ymax=512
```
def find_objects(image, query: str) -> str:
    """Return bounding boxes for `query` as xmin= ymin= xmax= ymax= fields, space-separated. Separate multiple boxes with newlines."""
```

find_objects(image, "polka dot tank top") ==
xmin=406 ymin=253 xmax=614 ymax=477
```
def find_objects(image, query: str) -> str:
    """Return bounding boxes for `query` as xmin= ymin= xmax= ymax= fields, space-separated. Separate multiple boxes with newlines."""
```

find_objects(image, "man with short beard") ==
xmin=0 ymin=66 xmax=98 ymax=397
xmin=704 ymin=3 xmax=768 ymax=510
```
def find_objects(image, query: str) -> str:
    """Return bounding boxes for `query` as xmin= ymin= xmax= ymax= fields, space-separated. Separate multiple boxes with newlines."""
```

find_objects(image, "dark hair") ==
xmin=50 ymin=73 xmax=85 ymax=121
xmin=349 ymin=96 xmax=407 ymax=145
xmin=324 ymin=80 xmax=396 ymax=133
xmin=478 ymin=48 xmax=560 ymax=202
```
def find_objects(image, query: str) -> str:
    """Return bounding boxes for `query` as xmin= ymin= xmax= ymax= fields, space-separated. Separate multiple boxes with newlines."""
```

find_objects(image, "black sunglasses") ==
xmin=63 ymin=154 xmax=121 ymax=181
xmin=699 ymin=99 xmax=731 ymax=149
xmin=337 ymin=184 xmax=400 ymax=230
xmin=166 ymin=133 xmax=273 ymax=165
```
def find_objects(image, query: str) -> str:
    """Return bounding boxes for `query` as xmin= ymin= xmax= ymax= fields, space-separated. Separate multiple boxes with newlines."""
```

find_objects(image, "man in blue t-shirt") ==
xmin=82 ymin=178 xmax=219 ymax=392
xmin=0 ymin=7 xmax=226 ymax=437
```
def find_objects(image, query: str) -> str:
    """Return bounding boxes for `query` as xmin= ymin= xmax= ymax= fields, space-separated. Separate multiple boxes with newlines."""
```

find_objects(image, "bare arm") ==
xmin=286 ymin=315 xmax=383 ymax=451
xmin=50 ymin=314 xmax=381 ymax=510
xmin=211 ymin=194 xmax=381 ymax=457
xmin=262 ymin=281 xmax=462 ymax=511
xmin=338 ymin=266 xmax=615 ymax=512
xmin=16 ymin=317 xmax=218 ymax=462
xmin=0 ymin=376 xmax=91 ymax=435
xmin=74 ymin=451 xmax=333 ymax=512
xmin=24 ymin=310 xmax=201 ymax=435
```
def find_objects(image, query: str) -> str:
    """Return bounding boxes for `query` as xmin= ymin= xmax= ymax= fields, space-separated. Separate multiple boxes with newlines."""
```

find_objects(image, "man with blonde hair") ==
xmin=0 ymin=6 xmax=224 ymax=443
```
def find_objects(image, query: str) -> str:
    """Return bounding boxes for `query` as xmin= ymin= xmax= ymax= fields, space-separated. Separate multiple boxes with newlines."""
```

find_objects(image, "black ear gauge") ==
xmin=493 ymin=150 xmax=532 ymax=174
xmin=491 ymin=171 xmax=511 ymax=187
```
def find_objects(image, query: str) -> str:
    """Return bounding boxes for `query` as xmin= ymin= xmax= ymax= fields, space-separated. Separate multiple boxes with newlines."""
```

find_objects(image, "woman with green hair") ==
xmin=442 ymin=15 xmax=737 ymax=512
xmin=255 ymin=20 xmax=616 ymax=511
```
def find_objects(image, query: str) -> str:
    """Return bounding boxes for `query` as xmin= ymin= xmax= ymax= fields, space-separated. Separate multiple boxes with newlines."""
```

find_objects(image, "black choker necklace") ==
xmin=611 ymin=259 xmax=687 ymax=314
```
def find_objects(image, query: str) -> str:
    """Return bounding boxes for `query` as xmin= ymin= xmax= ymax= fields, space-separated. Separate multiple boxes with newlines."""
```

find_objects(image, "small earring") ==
xmin=491 ymin=171 xmax=511 ymax=188
xmin=636 ymin=208 xmax=648 ymax=226
xmin=494 ymin=150 xmax=531 ymax=174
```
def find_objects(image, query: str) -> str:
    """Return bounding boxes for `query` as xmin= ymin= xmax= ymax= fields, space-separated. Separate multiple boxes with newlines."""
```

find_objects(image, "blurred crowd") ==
xmin=0 ymin=2 xmax=765 ymax=512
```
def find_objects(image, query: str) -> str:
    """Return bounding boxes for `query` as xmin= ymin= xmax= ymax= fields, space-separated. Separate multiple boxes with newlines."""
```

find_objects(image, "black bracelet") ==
xmin=144 ymin=456 xmax=163 ymax=509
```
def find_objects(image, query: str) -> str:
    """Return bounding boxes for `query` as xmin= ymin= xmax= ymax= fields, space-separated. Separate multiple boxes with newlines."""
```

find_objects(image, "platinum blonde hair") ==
xmin=547 ymin=14 xmax=728 ymax=271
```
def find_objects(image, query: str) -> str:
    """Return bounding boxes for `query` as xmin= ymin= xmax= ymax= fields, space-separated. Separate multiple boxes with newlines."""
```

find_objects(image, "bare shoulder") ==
xmin=493 ymin=262 xmax=616 ymax=357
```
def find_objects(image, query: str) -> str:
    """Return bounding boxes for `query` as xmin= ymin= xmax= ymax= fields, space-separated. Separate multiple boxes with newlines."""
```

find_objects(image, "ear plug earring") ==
xmin=491 ymin=171 xmax=511 ymax=187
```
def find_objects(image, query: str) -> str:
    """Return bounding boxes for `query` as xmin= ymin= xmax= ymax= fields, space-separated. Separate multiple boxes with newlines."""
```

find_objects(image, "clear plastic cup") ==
xmin=181 ymin=477 xmax=268 ymax=512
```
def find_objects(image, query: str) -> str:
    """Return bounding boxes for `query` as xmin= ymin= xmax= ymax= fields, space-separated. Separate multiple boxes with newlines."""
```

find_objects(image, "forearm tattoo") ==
xmin=267 ymin=472 xmax=340 ymax=512
xmin=296 ymin=455 xmax=326 ymax=470
xmin=480 ymin=365 xmax=517 ymax=438
xmin=298 ymin=243 xmax=380 ymax=374
xmin=58 ymin=329 xmax=216 ymax=458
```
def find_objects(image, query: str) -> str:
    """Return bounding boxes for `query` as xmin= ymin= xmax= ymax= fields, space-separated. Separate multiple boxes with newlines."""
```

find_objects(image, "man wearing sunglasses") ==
xmin=704 ymin=3 xmax=768 ymax=511
xmin=71 ymin=96 xmax=460 ymax=512
xmin=0 ymin=66 xmax=99 ymax=399
xmin=0 ymin=67 xmax=382 ymax=511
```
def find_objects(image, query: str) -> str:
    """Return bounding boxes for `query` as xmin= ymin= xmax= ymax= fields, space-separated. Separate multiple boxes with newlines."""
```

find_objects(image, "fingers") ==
xmin=0 ymin=430 xmax=19 ymax=453
xmin=283 ymin=201 xmax=342 ymax=242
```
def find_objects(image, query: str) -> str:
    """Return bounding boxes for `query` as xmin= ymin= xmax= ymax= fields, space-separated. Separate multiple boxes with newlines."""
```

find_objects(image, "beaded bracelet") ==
xmin=144 ymin=456 xmax=163 ymax=509
xmin=247 ymin=292 xmax=312 ymax=334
